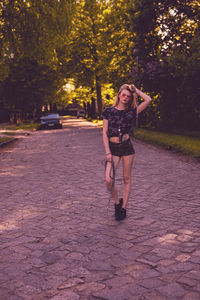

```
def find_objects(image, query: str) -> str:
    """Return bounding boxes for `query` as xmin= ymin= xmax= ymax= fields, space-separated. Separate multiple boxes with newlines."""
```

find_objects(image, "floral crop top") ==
xmin=101 ymin=107 xmax=137 ymax=138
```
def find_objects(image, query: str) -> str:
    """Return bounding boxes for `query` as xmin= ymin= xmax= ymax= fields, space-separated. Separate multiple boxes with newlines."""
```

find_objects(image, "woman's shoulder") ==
xmin=103 ymin=106 xmax=114 ymax=112
xmin=129 ymin=107 xmax=137 ymax=115
xmin=125 ymin=107 xmax=137 ymax=119
xmin=101 ymin=106 xmax=115 ymax=119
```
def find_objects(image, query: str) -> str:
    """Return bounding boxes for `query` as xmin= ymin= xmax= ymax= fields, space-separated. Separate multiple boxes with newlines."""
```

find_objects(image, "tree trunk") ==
xmin=95 ymin=75 xmax=102 ymax=116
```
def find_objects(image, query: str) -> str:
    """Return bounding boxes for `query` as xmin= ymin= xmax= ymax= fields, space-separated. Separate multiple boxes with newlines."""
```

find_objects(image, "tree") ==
xmin=0 ymin=0 xmax=74 ymax=64
xmin=129 ymin=0 xmax=200 ymax=129
xmin=0 ymin=0 xmax=75 ymax=115
xmin=2 ymin=57 xmax=63 ymax=119
xmin=59 ymin=0 xmax=106 ymax=115
xmin=58 ymin=0 xmax=137 ymax=115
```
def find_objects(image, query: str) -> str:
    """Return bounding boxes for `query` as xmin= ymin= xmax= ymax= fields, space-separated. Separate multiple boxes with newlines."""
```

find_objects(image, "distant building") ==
xmin=66 ymin=103 xmax=83 ymax=116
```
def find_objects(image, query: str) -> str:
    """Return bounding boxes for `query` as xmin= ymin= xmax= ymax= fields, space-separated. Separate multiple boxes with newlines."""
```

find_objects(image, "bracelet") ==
xmin=106 ymin=152 xmax=111 ymax=155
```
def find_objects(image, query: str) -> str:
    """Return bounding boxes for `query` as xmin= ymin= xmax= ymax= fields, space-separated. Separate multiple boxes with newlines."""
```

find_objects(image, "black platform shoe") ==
xmin=117 ymin=208 xmax=126 ymax=221
xmin=115 ymin=198 xmax=123 ymax=220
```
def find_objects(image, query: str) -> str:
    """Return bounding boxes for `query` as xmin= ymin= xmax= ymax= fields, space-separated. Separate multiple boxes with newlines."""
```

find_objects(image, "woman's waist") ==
xmin=109 ymin=134 xmax=130 ymax=144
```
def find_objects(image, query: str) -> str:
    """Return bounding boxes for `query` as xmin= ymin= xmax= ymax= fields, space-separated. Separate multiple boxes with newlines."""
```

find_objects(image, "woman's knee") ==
xmin=123 ymin=175 xmax=131 ymax=185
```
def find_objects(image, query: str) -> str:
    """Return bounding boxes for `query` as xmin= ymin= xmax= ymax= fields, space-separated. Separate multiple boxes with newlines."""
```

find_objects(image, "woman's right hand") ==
xmin=129 ymin=84 xmax=136 ymax=93
xmin=106 ymin=153 xmax=112 ymax=162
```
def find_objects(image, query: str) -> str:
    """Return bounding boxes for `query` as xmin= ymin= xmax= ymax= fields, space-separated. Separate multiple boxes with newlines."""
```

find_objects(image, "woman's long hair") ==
xmin=112 ymin=84 xmax=137 ymax=109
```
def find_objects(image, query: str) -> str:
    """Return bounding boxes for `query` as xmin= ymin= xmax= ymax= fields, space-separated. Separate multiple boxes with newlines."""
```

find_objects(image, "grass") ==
xmin=0 ymin=137 xmax=15 ymax=144
xmin=0 ymin=122 xmax=39 ymax=145
xmin=134 ymin=128 xmax=200 ymax=159
xmin=3 ymin=122 xmax=40 ymax=131
xmin=90 ymin=118 xmax=103 ymax=126
xmin=2 ymin=131 xmax=19 ymax=136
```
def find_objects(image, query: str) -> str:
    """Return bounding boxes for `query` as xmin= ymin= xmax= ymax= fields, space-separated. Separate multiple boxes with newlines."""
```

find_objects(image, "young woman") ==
xmin=102 ymin=84 xmax=152 ymax=221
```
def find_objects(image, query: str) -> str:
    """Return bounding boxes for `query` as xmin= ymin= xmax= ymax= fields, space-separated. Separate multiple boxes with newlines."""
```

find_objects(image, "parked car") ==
xmin=37 ymin=113 xmax=63 ymax=130
xmin=77 ymin=110 xmax=86 ymax=119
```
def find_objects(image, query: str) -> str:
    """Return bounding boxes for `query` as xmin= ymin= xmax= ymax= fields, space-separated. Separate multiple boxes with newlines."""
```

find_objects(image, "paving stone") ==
xmin=136 ymin=258 xmax=158 ymax=268
xmin=50 ymin=290 xmax=80 ymax=300
xmin=137 ymin=290 xmax=167 ymax=300
xmin=159 ymin=272 xmax=184 ymax=284
xmin=15 ymin=284 xmax=42 ymax=296
xmin=41 ymin=261 xmax=68 ymax=274
xmin=130 ymin=268 xmax=160 ymax=280
xmin=119 ymin=248 xmax=141 ymax=260
xmin=92 ymin=286 xmax=133 ymax=300
xmin=66 ymin=252 xmax=85 ymax=260
xmin=158 ymin=233 xmax=178 ymax=242
xmin=87 ymin=260 xmax=114 ymax=272
xmin=189 ymin=256 xmax=200 ymax=264
xmin=57 ymin=278 xmax=85 ymax=290
xmin=195 ymin=284 xmax=200 ymax=292
xmin=151 ymin=247 xmax=175 ymax=259
xmin=185 ymin=270 xmax=200 ymax=279
xmin=75 ymin=282 xmax=105 ymax=294
xmin=125 ymin=283 xmax=148 ymax=296
xmin=182 ymin=292 xmax=200 ymax=300
xmin=41 ymin=253 xmax=60 ymax=264
xmin=177 ymin=276 xmax=198 ymax=287
xmin=158 ymin=259 xmax=174 ymax=266
xmin=84 ymin=271 xmax=113 ymax=283
xmin=138 ymin=277 xmax=164 ymax=289
xmin=177 ymin=234 xmax=194 ymax=242
xmin=156 ymin=282 xmax=186 ymax=298
xmin=170 ymin=262 xmax=195 ymax=272
xmin=193 ymin=250 xmax=200 ymax=256
xmin=103 ymin=275 xmax=133 ymax=288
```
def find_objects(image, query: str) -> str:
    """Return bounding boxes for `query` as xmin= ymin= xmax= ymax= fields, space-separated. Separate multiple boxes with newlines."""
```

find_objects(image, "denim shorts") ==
xmin=109 ymin=138 xmax=135 ymax=157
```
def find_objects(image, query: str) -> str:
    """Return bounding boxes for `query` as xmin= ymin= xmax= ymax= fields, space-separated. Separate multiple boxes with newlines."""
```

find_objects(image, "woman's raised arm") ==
xmin=136 ymin=88 xmax=152 ymax=114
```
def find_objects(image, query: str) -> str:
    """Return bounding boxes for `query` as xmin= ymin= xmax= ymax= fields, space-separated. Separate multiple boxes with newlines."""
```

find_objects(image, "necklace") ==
xmin=117 ymin=109 xmax=127 ymax=143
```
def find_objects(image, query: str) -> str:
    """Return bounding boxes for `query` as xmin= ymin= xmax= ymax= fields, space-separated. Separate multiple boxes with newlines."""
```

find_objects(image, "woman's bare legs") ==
xmin=122 ymin=154 xmax=134 ymax=208
xmin=105 ymin=155 xmax=121 ymax=204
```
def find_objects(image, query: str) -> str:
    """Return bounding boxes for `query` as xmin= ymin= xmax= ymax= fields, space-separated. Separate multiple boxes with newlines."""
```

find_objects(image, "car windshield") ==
xmin=41 ymin=114 xmax=60 ymax=119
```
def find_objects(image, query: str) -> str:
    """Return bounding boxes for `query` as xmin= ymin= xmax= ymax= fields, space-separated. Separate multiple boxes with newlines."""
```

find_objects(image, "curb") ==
xmin=0 ymin=137 xmax=18 ymax=148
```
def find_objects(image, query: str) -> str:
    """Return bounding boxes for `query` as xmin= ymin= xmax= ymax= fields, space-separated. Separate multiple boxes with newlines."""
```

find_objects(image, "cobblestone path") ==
xmin=1 ymin=117 xmax=200 ymax=300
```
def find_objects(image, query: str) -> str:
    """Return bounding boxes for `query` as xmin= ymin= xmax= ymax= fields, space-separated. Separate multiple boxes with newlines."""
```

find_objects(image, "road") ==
xmin=0 ymin=117 xmax=200 ymax=300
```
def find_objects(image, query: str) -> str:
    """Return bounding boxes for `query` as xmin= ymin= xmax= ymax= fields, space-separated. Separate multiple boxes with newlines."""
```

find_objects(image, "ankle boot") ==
xmin=117 ymin=208 xmax=126 ymax=221
xmin=115 ymin=198 xmax=123 ymax=219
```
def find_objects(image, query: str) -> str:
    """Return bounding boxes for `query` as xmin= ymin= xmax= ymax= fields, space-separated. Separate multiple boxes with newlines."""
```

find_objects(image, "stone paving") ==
xmin=0 ymin=117 xmax=200 ymax=300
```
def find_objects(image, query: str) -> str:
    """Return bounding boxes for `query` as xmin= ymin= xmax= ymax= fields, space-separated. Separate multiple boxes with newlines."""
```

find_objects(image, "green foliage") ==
xmin=101 ymin=84 xmax=115 ymax=107
xmin=66 ymin=86 xmax=93 ymax=106
xmin=102 ymin=0 xmax=135 ymax=87
xmin=0 ymin=137 xmax=14 ymax=144
xmin=4 ymin=122 xmax=40 ymax=131
xmin=59 ymin=0 xmax=110 ymax=114
xmin=59 ymin=0 xmax=136 ymax=114
xmin=128 ymin=0 xmax=200 ymax=130
xmin=0 ymin=0 xmax=74 ymax=64
xmin=2 ymin=57 xmax=63 ymax=115
xmin=0 ymin=0 xmax=75 ymax=114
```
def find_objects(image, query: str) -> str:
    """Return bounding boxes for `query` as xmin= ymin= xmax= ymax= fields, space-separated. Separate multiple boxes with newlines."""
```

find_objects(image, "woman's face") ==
xmin=119 ymin=89 xmax=132 ymax=106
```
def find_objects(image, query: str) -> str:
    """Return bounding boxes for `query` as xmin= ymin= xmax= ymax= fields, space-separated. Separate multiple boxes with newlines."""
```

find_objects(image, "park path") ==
xmin=0 ymin=117 xmax=200 ymax=300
